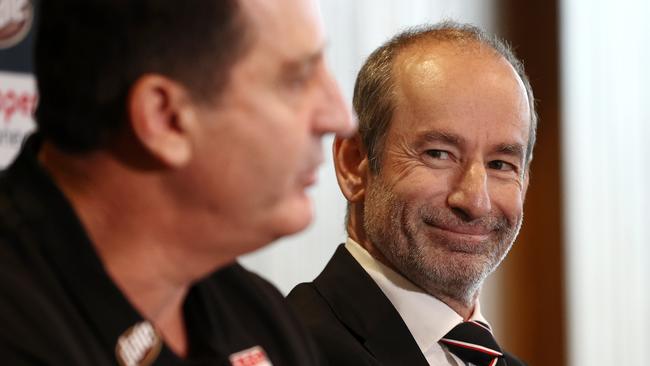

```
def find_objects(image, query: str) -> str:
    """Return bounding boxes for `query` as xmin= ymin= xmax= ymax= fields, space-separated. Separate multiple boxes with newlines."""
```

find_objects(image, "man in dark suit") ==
xmin=288 ymin=21 xmax=536 ymax=366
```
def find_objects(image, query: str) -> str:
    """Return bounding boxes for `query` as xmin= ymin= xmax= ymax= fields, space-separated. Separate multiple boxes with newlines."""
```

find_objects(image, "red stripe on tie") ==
xmin=440 ymin=338 xmax=503 ymax=357
xmin=470 ymin=320 xmax=492 ymax=333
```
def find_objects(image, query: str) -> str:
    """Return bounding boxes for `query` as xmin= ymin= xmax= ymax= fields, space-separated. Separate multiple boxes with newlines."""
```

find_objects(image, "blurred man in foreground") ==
xmin=289 ymin=21 xmax=536 ymax=366
xmin=0 ymin=0 xmax=354 ymax=364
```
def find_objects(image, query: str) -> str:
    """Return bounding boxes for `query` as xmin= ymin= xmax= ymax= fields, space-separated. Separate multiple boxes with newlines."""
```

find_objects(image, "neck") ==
xmin=37 ymin=142 xmax=232 ymax=357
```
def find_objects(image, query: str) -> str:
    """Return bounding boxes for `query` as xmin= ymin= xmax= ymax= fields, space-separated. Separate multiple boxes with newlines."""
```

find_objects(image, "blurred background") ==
xmin=1 ymin=0 xmax=648 ymax=365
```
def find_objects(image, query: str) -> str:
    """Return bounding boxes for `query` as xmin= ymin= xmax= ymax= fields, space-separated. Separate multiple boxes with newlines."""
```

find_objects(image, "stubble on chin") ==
xmin=363 ymin=179 xmax=522 ymax=307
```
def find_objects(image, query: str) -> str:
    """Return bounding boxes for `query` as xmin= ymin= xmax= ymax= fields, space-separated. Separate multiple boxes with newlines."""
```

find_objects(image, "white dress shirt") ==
xmin=345 ymin=238 xmax=489 ymax=366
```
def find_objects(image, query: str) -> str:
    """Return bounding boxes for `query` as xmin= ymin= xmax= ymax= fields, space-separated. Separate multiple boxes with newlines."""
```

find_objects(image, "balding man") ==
xmin=288 ymin=22 xmax=534 ymax=366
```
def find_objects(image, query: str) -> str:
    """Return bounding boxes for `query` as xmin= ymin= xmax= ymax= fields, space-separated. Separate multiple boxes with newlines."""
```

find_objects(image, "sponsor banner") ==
xmin=0 ymin=70 xmax=36 ymax=167
xmin=0 ymin=0 xmax=37 ymax=72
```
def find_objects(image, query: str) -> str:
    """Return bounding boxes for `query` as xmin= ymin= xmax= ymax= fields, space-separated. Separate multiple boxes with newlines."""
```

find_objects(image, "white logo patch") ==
xmin=229 ymin=345 xmax=273 ymax=366
xmin=115 ymin=321 xmax=162 ymax=366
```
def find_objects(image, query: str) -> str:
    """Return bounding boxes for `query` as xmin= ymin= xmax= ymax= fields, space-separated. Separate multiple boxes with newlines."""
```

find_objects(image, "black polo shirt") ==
xmin=0 ymin=136 xmax=324 ymax=366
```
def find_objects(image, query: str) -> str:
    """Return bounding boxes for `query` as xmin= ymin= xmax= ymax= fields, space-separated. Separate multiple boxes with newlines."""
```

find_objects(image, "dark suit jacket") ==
xmin=287 ymin=244 xmax=527 ymax=366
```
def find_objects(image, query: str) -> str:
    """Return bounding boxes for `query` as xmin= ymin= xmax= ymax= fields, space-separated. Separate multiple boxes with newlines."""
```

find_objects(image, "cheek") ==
xmin=244 ymin=105 xmax=313 ymax=171
xmin=230 ymin=114 xmax=307 ymax=176
xmin=489 ymin=184 xmax=525 ymax=221
xmin=391 ymin=170 xmax=452 ymax=205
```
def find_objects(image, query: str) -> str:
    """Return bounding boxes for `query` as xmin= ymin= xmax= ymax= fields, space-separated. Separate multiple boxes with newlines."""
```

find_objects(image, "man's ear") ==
xmin=333 ymin=134 xmax=369 ymax=203
xmin=128 ymin=74 xmax=196 ymax=168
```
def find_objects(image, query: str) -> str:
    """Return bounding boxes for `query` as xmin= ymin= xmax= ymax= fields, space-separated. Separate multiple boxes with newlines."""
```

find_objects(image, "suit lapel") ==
xmin=313 ymin=245 xmax=429 ymax=366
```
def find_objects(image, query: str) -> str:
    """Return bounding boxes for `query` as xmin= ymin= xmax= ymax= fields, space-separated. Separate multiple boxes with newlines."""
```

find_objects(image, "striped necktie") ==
xmin=439 ymin=321 xmax=506 ymax=366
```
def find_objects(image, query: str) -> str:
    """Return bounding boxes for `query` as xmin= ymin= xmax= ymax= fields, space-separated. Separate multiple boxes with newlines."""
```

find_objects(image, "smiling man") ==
xmin=0 ymin=0 xmax=354 ymax=365
xmin=288 ymin=22 xmax=536 ymax=366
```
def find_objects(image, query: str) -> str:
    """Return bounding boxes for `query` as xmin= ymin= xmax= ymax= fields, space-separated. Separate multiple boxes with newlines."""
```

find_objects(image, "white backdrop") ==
xmin=560 ymin=0 xmax=650 ymax=364
xmin=240 ymin=0 xmax=498 ymax=294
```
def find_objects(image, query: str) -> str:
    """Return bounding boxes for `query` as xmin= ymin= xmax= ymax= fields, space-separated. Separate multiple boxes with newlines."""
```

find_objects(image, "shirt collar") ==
xmin=344 ymin=238 xmax=490 ymax=354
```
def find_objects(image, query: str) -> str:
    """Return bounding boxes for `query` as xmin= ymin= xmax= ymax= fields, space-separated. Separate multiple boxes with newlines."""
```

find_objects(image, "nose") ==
xmin=447 ymin=162 xmax=492 ymax=220
xmin=313 ymin=67 xmax=357 ymax=137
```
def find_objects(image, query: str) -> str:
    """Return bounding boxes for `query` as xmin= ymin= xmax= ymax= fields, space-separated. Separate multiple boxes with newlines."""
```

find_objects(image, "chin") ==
xmin=268 ymin=194 xmax=314 ymax=239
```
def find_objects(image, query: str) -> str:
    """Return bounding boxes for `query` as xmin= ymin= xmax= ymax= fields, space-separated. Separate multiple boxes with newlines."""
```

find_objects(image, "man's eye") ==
xmin=488 ymin=160 xmax=516 ymax=171
xmin=286 ymin=74 xmax=309 ymax=90
xmin=425 ymin=150 xmax=450 ymax=160
xmin=285 ymin=65 xmax=316 ymax=91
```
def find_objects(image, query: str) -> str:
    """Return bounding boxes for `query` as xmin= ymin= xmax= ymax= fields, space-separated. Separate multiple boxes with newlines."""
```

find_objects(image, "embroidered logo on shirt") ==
xmin=115 ymin=321 xmax=163 ymax=366
xmin=229 ymin=346 xmax=273 ymax=366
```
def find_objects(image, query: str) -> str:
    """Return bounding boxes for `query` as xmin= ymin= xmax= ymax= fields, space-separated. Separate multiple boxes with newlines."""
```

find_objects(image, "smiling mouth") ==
xmin=424 ymin=217 xmax=493 ymax=234
xmin=425 ymin=223 xmax=493 ymax=245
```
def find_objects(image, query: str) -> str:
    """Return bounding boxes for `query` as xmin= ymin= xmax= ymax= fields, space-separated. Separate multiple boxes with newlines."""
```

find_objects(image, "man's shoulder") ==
xmin=286 ymin=243 xmax=384 ymax=321
xmin=287 ymin=245 xmax=431 ymax=366
xmin=197 ymin=263 xmax=326 ymax=365
xmin=287 ymin=282 xmax=378 ymax=366
xmin=0 ymin=174 xmax=112 ymax=365
xmin=205 ymin=263 xmax=318 ymax=332
xmin=0 ymin=238 xmax=105 ymax=365
xmin=286 ymin=245 xmax=395 ymax=366
xmin=287 ymin=281 xmax=342 ymax=329
xmin=205 ymin=262 xmax=286 ymax=304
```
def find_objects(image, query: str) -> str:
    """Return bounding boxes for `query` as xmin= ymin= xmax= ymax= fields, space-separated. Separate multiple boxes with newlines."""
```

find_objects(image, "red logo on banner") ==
xmin=0 ymin=0 xmax=33 ymax=49
xmin=0 ymin=87 xmax=37 ymax=123
xmin=229 ymin=346 xmax=273 ymax=366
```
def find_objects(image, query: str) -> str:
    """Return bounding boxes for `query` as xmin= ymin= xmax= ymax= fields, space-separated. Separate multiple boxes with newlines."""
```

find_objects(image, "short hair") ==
xmin=34 ymin=0 xmax=251 ymax=152
xmin=353 ymin=20 xmax=538 ymax=173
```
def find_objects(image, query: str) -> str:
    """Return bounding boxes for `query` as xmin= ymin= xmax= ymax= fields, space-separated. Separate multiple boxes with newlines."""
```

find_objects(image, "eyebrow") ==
xmin=494 ymin=143 xmax=526 ymax=161
xmin=416 ymin=131 xmax=464 ymax=147
xmin=281 ymin=48 xmax=324 ymax=75
xmin=417 ymin=130 xmax=526 ymax=161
